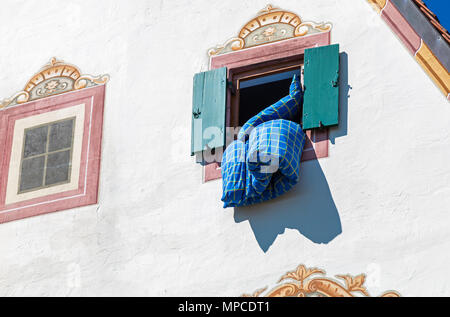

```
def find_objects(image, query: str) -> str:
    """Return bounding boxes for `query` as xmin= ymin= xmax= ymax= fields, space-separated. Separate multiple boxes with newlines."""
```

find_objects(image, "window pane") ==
xmin=19 ymin=156 xmax=45 ymax=192
xmin=240 ymin=69 xmax=301 ymax=89
xmin=48 ymin=118 xmax=74 ymax=152
xmin=45 ymin=150 xmax=71 ymax=186
xmin=23 ymin=125 xmax=48 ymax=158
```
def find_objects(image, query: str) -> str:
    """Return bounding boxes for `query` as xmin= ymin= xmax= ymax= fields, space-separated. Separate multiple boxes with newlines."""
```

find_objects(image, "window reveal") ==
xmin=19 ymin=117 xmax=75 ymax=193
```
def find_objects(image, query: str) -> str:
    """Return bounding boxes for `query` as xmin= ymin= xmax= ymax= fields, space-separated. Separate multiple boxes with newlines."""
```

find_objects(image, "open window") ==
xmin=233 ymin=66 xmax=302 ymax=127
xmin=230 ymin=60 xmax=331 ymax=163
xmin=191 ymin=6 xmax=338 ymax=182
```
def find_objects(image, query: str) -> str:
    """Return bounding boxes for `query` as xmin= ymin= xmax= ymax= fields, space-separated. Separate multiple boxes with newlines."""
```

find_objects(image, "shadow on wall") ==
xmin=234 ymin=159 xmax=342 ymax=252
xmin=330 ymin=52 xmax=350 ymax=144
xmin=233 ymin=52 xmax=350 ymax=253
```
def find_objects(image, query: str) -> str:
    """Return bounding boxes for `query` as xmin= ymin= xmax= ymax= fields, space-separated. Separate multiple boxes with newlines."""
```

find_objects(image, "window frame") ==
xmin=204 ymin=32 xmax=331 ymax=182
xmin=229 ymin=57 xmax=303 ymax=128
xmin=0 ymin=85 xmax=106 ymax=223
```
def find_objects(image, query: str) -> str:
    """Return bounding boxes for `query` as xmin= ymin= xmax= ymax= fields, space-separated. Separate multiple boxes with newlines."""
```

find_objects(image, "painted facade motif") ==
xmin=366 ymin=0 xmax=450 ymax=99
xmin=0 ymin=58 xmax=108 ymax=223
xmin=1 ymin=0 xmax=450 ymax=297
xmin=208 ymin=4 xmax=332 ymax=56
xmin=243 ymin=264 xmax=400 ymax=297
xmin=0 ymin=57 xmax=109 ymax=108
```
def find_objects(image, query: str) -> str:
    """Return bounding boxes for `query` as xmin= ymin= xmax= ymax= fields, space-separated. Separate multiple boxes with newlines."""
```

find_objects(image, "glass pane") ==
xmin=19 ymin=156 xmax=45 ymax=192
xmin=239 ymin=69 xmax=301 ymax=89
xmin=45 ymin=150 xmax=71 ymax=186
xmin=48 ymin=118 xmax=74 ymax=152
xmin=23 ymin=125 xmax=48 ymax=158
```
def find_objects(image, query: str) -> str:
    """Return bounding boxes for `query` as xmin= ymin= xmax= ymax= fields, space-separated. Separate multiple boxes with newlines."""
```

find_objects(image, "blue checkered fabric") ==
xmin=221 ymin=75 xmax=306 ymax=208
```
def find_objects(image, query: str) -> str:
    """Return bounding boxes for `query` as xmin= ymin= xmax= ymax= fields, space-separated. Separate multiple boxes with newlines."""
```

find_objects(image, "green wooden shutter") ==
xmin=191 ymin=67 xmax=227 ymax=156
xmin=302 ymin=44 xmax=340 ymax=130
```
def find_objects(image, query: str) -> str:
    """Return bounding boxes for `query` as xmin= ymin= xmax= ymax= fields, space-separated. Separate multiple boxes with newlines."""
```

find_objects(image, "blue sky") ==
xmin=423 ymin=0 xmax=450 ymax=31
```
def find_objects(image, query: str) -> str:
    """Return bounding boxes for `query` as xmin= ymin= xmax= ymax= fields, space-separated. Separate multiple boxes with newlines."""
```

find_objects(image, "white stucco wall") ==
xmin=0 ymin=0 xmax=449 ymax=296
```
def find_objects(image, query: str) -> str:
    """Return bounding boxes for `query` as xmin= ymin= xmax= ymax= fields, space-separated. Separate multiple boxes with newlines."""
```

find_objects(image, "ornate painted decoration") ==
xmin=0 ymin=57 xmax=109 ymax=109
xmin=208 ymin=4 xmax=332 ymax=56
xmin=366 ymin=0 xmax=449 ymax=99
xmin=242 ymin=264 xmax=401 ymax=297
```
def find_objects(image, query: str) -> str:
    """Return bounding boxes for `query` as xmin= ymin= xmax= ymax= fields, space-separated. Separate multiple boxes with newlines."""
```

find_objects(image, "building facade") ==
xmin=0 ymin=0 xmax=449 ymax=296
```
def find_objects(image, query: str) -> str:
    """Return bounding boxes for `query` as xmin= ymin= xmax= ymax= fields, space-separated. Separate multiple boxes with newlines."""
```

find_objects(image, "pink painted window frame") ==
xmin=0 ymin=85 xmax=106 ymax=223
xmin=204 ymin=32 xmax=332 ymax=182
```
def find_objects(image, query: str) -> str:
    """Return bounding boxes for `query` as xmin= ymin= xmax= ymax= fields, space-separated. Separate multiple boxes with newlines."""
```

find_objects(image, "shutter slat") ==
xmin=302 ymin=44 xmax=340 ymax=130
xmin=191 ymin=67 xmax=227 ymax=155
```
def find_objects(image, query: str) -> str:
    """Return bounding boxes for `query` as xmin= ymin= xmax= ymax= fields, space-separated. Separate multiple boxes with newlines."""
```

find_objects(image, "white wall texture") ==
xmin=0 ymin=0 xmax=449 ymax=296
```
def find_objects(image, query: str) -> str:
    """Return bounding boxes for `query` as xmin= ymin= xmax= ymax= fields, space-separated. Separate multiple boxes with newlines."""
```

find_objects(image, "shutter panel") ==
xmin=302 ymin=44 xmax=340 ymax=130
xmin=191 ymin=67 xmax=227 ymax=156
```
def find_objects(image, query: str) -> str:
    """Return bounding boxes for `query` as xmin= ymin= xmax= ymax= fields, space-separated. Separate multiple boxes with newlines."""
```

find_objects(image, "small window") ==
xmin=227 ymin=58 xmax=329 ymax=163
xmin=229 ymin=58 xmax=303 ymax=129
xmin=238 ymin=69 xmax=301 ymax=126
xmin=0 ymin=58 xmax=108 ymax=224
xmin=19 ymin=117 xmax=75 ymax=194
xmin=198 ymin=32 xmax=336 ymax=182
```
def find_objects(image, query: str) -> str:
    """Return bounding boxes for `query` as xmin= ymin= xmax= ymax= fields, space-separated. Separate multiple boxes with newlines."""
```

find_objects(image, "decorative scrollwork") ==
xmin=74 ymin=74 xmax=110 ymax=90
xmin=0 ymin=91 xmax=30 ymax=109
xmin=295 ymin=21 xmax=332 ymax=37
xmin=208 ymin=4 xmax=333 ymax=56
xmin=242 ymin=264 xmax=401 ymax=297
xmin=0 ymin=57 xmax=109 ymax=109
xmin=207 ymin=38 xmax=245 ymax=56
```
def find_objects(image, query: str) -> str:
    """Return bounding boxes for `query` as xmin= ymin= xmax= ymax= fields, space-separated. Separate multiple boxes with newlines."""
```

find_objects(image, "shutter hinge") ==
xmin=332 ymin=71 xmax=340 ymax=87
xmin=193 ymin=108 xmax=201 ymax=119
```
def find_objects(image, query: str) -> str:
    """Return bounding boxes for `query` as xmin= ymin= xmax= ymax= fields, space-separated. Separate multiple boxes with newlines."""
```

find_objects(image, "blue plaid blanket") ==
xmin=221 ymin=75 xmax=306 ymax=208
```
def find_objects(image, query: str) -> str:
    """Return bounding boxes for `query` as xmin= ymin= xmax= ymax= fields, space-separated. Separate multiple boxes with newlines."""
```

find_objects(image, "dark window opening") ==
xmin=238 ymin=69 xmax=301 ymax=127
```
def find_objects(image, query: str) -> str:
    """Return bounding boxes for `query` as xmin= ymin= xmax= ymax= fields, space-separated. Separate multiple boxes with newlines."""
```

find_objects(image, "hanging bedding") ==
xmin=221 ymin=75 xmax=306 ymax=208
